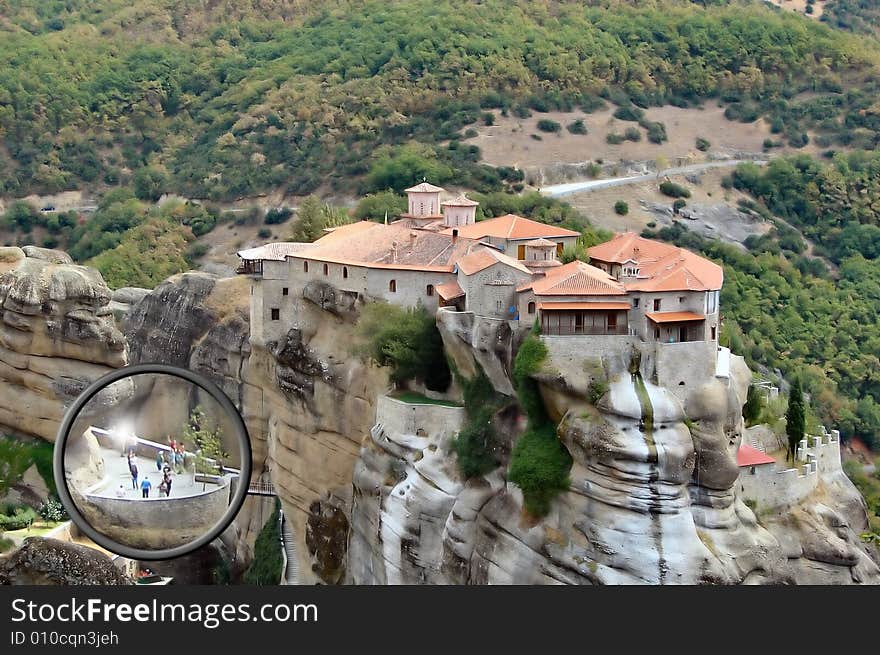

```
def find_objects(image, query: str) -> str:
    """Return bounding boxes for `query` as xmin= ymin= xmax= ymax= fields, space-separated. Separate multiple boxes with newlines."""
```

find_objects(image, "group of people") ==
xmin=117 ymin=437 xmax=186 ymax=499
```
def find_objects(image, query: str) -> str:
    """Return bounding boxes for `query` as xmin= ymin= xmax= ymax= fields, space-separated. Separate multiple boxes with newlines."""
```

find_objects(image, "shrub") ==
xmin=606 ymin=133 xmax=625 ymax=145
xmin=624 ymin=126 xmax=642 ymax=142
xmin=264 ymin=207 xmax=293 ymax=225
xmin=613 ymin=105 xmax=643 ymax=122
xmin=452 ymin=408 xmax=497 ymax=477
xmin=508 ymin=424 xmax=572 ymax=516
xmin=614 ymin=200 xmax=629 ymax=215
xmin=696 ymin=137 xmax=711 ymax=151
xmin=37 ymin=497 xmax=67 ymax=522
xmin=132 ymin=166 xmax=168 ymax=202
xmin=530 ymin=133 xmax=542 ymax=141
xmin=464 ymin=128 xmax=478 ymax=138
xmin=257 ymin=228 xmax=271 ymax=239
xmin=513 ymin=329 xmax=549 ymax=424
xmin=356 ymin=304 xmax=451 ymax=391
xmin=587 ymin=380 xmax=609 ymax=405
xmin=536 ymin=119 xmax=561 ymax=133
xmin=243 ymin=501 xmax=283 ymax=585
xmin=659 ymin=181 xmax=691 ymax=198
xmin=0 ymin=506 xmax=37 ymax=530
xmin=566 ymin=119 xmax=587 ymax=135
xmin=673 ymin=199 xmax=687 ymax=213
xmin=482 ymin=112 xmax=495 ymax=126
xmin=642 ymin=120 xmax=668 ymax=144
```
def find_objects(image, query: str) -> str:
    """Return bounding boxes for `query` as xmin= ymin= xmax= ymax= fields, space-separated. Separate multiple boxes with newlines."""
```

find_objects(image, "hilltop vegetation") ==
xmin=0 ymin=0 xmax=878 ymax=200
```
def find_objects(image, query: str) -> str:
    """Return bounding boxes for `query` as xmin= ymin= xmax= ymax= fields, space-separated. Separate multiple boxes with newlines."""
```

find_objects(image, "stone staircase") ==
xmin=279 ymin=508 xmax=299 ymax=585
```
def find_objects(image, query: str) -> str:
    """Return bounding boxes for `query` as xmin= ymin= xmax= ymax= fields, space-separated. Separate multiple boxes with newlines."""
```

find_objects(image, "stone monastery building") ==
xmin=238 ymin=182 xmax=722 ymax=352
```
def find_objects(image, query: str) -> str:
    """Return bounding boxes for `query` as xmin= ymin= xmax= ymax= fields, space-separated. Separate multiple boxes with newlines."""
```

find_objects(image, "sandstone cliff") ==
xmin=2 ymin=250 xmax=877 ymax=585
xmin=345 ymin=313 xmax=880 ymax=584
xmin=0 ymin=247 xmax=126 ymax=441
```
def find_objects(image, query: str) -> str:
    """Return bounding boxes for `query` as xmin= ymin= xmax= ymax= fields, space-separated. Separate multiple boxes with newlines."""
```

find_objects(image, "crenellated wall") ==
xmin=738 ymin=429 xmax=843 ymax=513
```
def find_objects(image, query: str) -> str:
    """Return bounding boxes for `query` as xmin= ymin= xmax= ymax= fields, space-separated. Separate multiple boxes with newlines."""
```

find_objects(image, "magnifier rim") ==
xmin=54 ymin=363 xmax=253 ymax=561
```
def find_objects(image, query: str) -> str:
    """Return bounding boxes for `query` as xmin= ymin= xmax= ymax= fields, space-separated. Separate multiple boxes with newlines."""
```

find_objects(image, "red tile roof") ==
xmin=435 ymin=281 xmax=465 ymax=300
xmin=588 ymin=232 xmax=723 ymax=292
xmin=456 ymin=248 xmax=532 ymax=276
xmin=736 ymin=444 xmax=776 ymax=467
xmin=441 ymin=195 xmax=479 ymax=207
xmin=405 ymin=182 xmax=444 ymax=193
xmin=441 ymin=214 xmax=580 ymax=241
xmin=645 ymin=311 xmax=706 ymax=323
xmin=530 ymin=260 xmax=626 ymax=296
xmin=292 ymin=221 xmax=483 ymax=272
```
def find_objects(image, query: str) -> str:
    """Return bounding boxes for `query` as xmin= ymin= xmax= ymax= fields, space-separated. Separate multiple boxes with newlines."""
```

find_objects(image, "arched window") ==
xmin=389 ymin=279 xmax=397 ymax=293
xmin=343 ymin=266 xmax=348 ymax=279
xmin=527 ymin=301 xmax=536 ymax=314
xmin=426 ymin=284 xmax=434 ymax=297
xmin=323 ymin=263 xmax=329 ymax=276
xmin=303 ymin=261 xmax=309 ymax=273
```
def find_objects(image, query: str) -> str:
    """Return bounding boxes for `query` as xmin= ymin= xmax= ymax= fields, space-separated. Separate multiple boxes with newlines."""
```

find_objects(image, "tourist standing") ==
xmin=140 ymin=477 xmax=151 ymax=498
xmin=156 ymin=451 xmax=164 ymax=472
xmin=129 ymin=458 xmax=139 ymax=490
xmin=163 ymin=470 xmax=173 ymax=497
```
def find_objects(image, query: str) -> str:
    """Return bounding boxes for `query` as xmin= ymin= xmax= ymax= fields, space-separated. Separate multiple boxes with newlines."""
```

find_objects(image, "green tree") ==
xmin=614 ymin=200 xmax=629 ymax=215
xmin=356 ymin=303 xmax=451 ymax=391
xmin=786 ymin=376 xmax=806 ymax=462
xmin=132 ymin=166 xmax=168 ymax=202
xmin=354 ymin=191 xmax=407 ymax=222
xmin=180 ymin=406 xmax=228 ymax=475
xmin=290 ymin=196 xmax=324 ymax=242
xmin=743 ymin=385 xmax=763 ymax=426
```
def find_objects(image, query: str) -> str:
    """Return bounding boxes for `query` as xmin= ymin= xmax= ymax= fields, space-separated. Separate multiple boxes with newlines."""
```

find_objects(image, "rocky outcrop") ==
xmin=0 ymin=248 xmax=126 ymax=440
xmin=347 ymin=329 xmax=879 ymax=585
xmin=245 ymin=289 xmax=389 ymax=584
xmin=0 ymin=538 xmax=131 ymax=585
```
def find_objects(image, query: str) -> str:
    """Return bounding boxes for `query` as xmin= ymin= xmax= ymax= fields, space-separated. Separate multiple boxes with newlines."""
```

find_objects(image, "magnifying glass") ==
xmin=53 ymin=364 xmax=252 ymax=561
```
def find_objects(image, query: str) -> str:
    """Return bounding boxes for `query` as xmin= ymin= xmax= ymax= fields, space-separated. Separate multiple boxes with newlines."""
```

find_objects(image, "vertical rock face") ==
xmin=0 ymin=248 xmax=126 ymax=440
xmin=347 ymin=320 xmax=880 ymax=585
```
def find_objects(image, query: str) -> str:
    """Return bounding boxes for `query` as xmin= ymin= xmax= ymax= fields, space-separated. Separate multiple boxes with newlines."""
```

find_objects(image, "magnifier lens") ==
xmin=55 ymin=365 xmax=252 ymax=560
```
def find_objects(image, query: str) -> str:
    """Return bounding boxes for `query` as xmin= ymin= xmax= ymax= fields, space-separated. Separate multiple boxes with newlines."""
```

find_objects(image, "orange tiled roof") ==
xmin=537 ymin=301 xmax=631 ymax=311
xmin=441 ymin=195 xmax=479 ymax=207
xmin=435 ymin=281 xmax=465 ymax=300
xmin=587 ymin=232 xmax=723 ymax=292
xmin=441 ymin=214 xmax=579 ymax=241
xmin=530 ymin=260 xmax=626 ymax=296
xmin=645 ymin=311 xmax=705 ymax=323
xmin=456 ymin=247 xmax=532 ymax=276
xmin=736 ymin=444 xmax=775 ymax=467
xmin=523 ymin=238 xmax=557 ymax=247
xmin=291 ymin=220 xmax=482 ymax=272
xmin=405 ymin=182 xmax=444 ymax=193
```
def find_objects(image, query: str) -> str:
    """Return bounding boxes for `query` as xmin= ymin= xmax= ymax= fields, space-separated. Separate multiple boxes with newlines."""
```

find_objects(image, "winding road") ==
xmin=539 ymin=159 xmax=768 ymax=198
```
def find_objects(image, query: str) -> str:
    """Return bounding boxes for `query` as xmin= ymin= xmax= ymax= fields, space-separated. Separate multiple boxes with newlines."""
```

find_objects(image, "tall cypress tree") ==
xmin=785 ymin=376 xmax=806 ymax=462
xmin=743 ymin=384 xmax=763 ymax=426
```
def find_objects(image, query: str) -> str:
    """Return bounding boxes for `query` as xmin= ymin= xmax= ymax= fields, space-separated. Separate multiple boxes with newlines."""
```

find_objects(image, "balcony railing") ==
xmin=542 ymin=324 xmax=629 ymax=336
xmin=236 ymin=260 xmax=263 ymax=275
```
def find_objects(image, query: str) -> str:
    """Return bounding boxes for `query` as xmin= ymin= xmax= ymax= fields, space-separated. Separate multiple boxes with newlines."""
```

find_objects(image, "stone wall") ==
xmin=739 ymin=430 xmax=843 ymax=513
xmin=375 ymin=395 xmax=466 ymax=438
xmin=77 ymin=479 xmax=231 ymax=550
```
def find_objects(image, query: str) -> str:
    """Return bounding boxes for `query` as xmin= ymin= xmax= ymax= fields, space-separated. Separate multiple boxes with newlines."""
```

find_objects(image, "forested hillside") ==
xmin=1 ymin=0 xmax=880 ymax=447
xmin=0 ymin=0 xmax=878 ymax=199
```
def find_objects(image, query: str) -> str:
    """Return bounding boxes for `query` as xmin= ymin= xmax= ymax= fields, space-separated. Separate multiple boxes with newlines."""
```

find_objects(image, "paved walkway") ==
xmin=90 ymin=446 xmax=209 ymax=500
